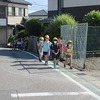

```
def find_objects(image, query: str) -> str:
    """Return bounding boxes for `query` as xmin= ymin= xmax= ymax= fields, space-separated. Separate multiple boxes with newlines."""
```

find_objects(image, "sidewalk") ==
xmin=28 ymin=51 xmax=100 ymax=91
xmin=58 ymin=60 xmax=100 ymax=90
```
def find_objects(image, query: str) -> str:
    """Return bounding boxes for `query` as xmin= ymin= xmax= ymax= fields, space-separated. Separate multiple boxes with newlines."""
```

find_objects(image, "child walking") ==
xmin=51 ymin=37 xmax=60 ymax=68
xmin=37 ymin=37 xmax=44 ymax=62
xmin=40 ymin=35 xmax=52 ymax=65
xmin=64 ymin=40 xmax=73 ymax=69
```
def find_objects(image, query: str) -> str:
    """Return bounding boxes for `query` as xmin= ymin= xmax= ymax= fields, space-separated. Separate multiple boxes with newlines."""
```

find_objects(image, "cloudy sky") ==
xmin=26 ymin=0 xmax=48 ymax=13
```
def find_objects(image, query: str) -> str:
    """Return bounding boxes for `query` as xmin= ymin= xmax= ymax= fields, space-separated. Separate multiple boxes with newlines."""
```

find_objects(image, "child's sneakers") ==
xmin=56 ymin=62 xmax=58 ymax=65
xmin=54 ymin=62 xmax=56 ymax=68
xmin=45 ymin=61 xmax=48 ymax=65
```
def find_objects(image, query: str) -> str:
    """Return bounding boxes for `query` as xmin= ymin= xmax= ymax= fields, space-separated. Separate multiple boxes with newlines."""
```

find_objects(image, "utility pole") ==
xmin=5 ymin=3 xmax=8 ymax=45
xmin=58 ymin=0 xmax=63 ymax=15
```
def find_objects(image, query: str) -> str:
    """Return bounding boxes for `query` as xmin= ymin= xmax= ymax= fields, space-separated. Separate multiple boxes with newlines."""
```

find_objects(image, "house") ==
xmin=29 ymin=10 xmax=48 ymax=19
xmin=48 ymin=0 xmax=100 ymax=22
xmin=0 ymin=0 xmax=31 ymax=46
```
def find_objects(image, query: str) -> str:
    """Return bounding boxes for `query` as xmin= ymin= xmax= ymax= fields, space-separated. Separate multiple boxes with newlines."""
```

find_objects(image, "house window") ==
xmin=0 ymin=6 xmax=5 ymax=18
xmin=8 ymin=7 xmax=15 ymax=16
xmin=18 ymin=8 xmax=23 ymax=16
xmin=24 ymin=8 xmax=28 ymax=16
xmin=15 ymin=8 xmax=19 ymax=16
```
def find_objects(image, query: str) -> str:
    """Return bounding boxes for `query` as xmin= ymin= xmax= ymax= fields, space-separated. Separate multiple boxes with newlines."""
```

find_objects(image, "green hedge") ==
xmin=83 ymin=10 xmax=100 ymax=26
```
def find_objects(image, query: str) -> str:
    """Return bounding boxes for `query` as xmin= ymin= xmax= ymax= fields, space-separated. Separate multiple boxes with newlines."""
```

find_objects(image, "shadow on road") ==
xmin=0 ymin=49 xmax=36 ymax=60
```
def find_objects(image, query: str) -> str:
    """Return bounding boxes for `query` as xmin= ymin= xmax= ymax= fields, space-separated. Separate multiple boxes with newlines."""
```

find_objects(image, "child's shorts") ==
xmin=43 ymin=52 xmax=49 ymax=55
xmin=52 ymin=54 xmax=59 ymax=59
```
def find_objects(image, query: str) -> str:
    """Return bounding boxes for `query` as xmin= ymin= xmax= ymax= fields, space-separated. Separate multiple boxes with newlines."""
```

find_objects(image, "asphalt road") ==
xmin=0 ymin=48 xmax=100 ymax=100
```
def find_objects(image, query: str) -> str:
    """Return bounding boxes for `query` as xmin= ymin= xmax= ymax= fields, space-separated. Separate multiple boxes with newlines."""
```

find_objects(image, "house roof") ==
xmin=8 ymin=0 xmax=32 ymax=5
xmin=29 ymin=10 xmax=48 ymax=16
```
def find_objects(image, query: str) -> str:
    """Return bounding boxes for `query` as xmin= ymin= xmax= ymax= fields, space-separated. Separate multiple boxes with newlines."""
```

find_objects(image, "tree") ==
xmin=25 ymin=18 xmax=43 ymax=36
xmin=83 ymin=10 xmax=100 ymax=26
xmin=43 ymin=14 xmax=77 ymax=40
xmin=17 ymin=30 xmax=28 ymax=38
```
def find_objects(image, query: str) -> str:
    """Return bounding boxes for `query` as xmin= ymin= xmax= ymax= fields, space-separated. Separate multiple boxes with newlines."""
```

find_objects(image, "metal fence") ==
xmin=61 ymin=23 xmax=88 ymax=69
xmin=87 ymin=26 xmax=100 ymax=57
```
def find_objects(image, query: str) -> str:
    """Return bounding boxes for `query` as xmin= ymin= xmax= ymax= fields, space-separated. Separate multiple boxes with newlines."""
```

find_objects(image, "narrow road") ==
xmin=0 ymin=48 xmax=100 ymax=100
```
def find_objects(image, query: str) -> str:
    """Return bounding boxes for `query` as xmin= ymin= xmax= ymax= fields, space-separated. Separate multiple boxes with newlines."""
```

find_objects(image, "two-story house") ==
xmin=48 ymin=0 xmax=100 ymax=21
xmin=29 ymin=10 xmax=48 ymax=19
xmin=0 ymin=0 xmax=31 ymax=46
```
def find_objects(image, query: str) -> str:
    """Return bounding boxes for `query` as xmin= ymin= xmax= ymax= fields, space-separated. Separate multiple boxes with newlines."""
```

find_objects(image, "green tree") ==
xmin=17 ymin=30 xmax=28 ymax=38
xmin=83 ymin=10 xmax=100 ymax=26
xmin=43 ymin=14 xmax=77 ymax=39
xmin=25 ymin=18 xmax=43 ymax=36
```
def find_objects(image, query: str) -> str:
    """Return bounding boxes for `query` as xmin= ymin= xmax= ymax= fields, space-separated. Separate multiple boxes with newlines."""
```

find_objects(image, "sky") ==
xmin=26 ymin=0 xmax=48 ymax=13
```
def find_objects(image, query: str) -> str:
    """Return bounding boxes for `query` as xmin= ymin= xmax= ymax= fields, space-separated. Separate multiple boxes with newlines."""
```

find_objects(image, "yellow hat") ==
xmin=53 ymin=37 xmax=58 ymax=41
xmin=68 ymin=40 xmax=73 ymax=43
xmin=45 ymin=35 xmax=49 ymax=39
xmin=39 ymin=37 xmax=44 ymax=41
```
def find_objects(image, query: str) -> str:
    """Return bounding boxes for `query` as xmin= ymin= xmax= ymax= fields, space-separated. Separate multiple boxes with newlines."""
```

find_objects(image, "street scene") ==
xmin=0 ymin=48 xmax=100 ymax=100
xmin=0 ymin=0 xmax=100 ymax=100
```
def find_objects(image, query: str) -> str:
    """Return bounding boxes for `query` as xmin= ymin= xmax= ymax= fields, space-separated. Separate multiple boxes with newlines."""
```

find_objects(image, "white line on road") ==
xmin=21 ymin=51 xmax=100 ymax=100
xmin=11 ymin=92 xmax=89 ymax=98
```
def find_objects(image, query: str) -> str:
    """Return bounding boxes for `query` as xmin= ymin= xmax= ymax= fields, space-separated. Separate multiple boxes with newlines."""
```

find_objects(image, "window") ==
xmin=15 ymin=8 xmax=19 ymax=16
xmin=0 ymin=6 xmax=6 ymax=18
xmin=24 ymin=8 xmax=28 ymax=16
xmin=18 ymin=8 xmax=24 ymax=16
xmin=8 ymin=7 xmax=15 ymax=16
xmin=8 ymin=7 xmax=28 ymax=16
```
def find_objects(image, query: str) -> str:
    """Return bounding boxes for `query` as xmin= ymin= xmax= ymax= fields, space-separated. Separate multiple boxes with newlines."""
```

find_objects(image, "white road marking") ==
xmin=11 ymin=92 xmax=89 ymax=98
xmin=21 ymin=51 xmax=100 ymax=100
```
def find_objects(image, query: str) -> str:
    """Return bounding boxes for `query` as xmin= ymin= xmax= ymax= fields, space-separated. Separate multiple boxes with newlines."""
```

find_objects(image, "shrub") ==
xmin=25 ymin=18 xmax=43 ymax=36
xmin=83 ymin=10 xmax=100 ymax=26
xmin=43 ymin=14 xmax=77 ymax=40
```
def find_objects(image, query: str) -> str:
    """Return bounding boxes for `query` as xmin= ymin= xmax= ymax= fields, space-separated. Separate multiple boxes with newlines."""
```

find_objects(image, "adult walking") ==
xmin=40 ymin=35 xmax=52 ymax=65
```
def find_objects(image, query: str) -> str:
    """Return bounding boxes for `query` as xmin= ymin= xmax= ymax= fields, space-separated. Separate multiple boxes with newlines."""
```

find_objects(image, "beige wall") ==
xmin=8 ymin=16 xmax=23 ymax=25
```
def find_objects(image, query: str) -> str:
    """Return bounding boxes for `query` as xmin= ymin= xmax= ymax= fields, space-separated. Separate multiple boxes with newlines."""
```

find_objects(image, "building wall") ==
xmin=62 ymin=5 xmax=100 ymax=22
xmin=63 ymin=0 xmax=100 ymax=7
xmin=48 ymin=0 xmax=100 ymax=21
xmin=8 ymin=3 xmax=28 ymax=8
xmin=8 ymin=16 xmax=23 ymax=25
xmin=48 ymin=0 xmax=58 ymax=11
xmin=0 ymin=27 xmax=13 ymax=46
xmin=0 ymin=2 xmax=29 ymax=46
xmin=0 ymin=27 xmax=6 ymax=46
xmin=7 ymin=3 xmax=28 ymax=25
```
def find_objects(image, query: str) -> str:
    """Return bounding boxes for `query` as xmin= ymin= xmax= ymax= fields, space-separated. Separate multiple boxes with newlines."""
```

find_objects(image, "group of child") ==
xmin=37 ymin=35 xmax=73 ymax=69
